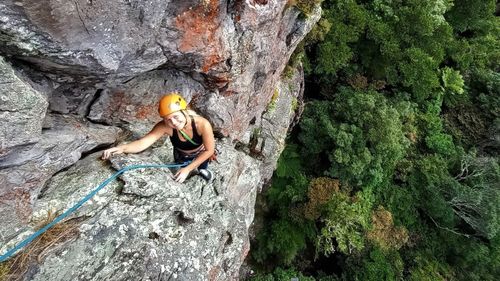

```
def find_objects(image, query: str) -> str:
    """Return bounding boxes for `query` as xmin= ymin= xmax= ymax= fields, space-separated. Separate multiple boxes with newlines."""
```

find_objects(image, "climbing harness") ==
xmin=0 ymin=161 xmax=189 ymax=263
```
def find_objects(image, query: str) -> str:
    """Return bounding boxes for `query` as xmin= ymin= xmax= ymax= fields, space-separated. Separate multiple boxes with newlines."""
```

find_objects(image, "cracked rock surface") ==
xmin=0 ymin=0 xmax=321 ymax=279
xmin=23 ymin=142 xmax=259 ymax=280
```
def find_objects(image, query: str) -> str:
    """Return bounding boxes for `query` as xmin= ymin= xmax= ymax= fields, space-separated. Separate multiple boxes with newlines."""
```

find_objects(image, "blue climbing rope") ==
xmin=0 ymin=161 xmax=189 ymax=263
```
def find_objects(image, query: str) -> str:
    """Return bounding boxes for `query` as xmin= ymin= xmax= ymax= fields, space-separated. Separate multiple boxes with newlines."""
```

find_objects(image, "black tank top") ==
xmin=170 ymin=118 xmax=203 ymax=150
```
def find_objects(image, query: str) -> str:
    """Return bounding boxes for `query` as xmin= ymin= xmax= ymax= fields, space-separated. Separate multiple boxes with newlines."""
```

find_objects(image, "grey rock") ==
xmin=0 ymin=56 xmax=48 ymax=149
xmin=0 ymin=114 xmax=121 ymax=243
xmin=33 ymin=152 xmax=121 ymax=221
xmin=257 ymin=64 xmax=305 ymax=182
xmin=5 ymin=141 xmax=259 ymax=280
xmin=2 ymin=1 xmax=320 ymax=140
xmin=87 ymin=69 xmax=207 ymax=137
xmin=48 ymin=84 xmax=99 ymax=116
xmin=0 ymin=0 xmax=322 ymax=279
xmin=0 ymin=0 xmax=168 ymax=78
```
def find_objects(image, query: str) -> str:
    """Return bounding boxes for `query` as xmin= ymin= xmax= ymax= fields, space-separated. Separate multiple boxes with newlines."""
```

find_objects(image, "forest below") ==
xmin=249 ymin=0 xmax=499 ymax=280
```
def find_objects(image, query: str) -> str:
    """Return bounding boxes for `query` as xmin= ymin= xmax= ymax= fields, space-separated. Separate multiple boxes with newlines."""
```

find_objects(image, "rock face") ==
xmin=0 ymin=0 xmax=320 ymax=280
xmin=0 ymin=56 xmax=48 ymax=149
xmin=27 ymin=143 xmax=259 ymax=281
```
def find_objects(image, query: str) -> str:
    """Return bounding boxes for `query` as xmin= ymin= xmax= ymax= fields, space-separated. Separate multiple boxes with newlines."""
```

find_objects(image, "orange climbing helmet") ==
xmin=158 ymin=93 xmax=187 ymax=117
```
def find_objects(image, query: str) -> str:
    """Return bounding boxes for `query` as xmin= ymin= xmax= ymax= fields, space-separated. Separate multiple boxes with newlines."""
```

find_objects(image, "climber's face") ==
xmin=164 ymin=111 xmax=186 ymax=130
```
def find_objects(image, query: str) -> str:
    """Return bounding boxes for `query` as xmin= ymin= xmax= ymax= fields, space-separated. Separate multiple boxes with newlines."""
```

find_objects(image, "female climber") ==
xmin=101 ymin=93 xmax=215 ymax=183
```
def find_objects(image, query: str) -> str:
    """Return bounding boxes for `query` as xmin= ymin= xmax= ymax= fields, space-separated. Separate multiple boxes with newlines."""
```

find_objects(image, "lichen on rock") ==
xmin=0 ymin=0 xmax=321 ymax=279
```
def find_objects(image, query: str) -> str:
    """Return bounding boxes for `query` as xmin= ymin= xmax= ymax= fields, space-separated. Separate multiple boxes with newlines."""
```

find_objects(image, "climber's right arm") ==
xmin=101 ymin=122 xmax=166 ymax=159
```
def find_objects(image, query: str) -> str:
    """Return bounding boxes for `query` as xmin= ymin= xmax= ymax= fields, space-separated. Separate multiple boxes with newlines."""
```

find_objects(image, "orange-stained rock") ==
xmin=175 ymin=0 xmax=226 ymax=74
